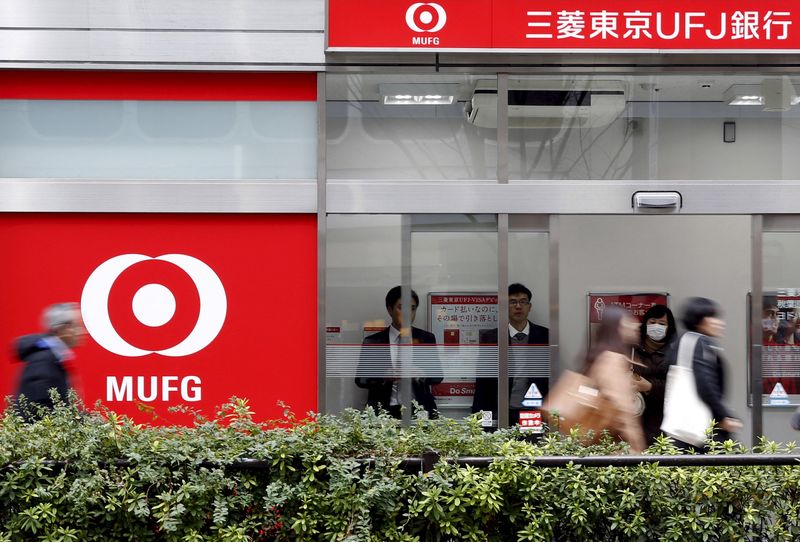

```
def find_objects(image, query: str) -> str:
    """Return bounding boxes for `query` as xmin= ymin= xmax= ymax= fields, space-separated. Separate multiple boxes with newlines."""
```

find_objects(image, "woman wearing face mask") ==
xmin=631 ymin=304 xmax=677 ymax=446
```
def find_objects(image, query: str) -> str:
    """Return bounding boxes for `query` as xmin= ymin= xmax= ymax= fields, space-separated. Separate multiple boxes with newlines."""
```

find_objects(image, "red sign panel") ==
xmin=588 ymin=293 xmax=669 ymax=323
xmin=0 ymin=215 xmax=317 ymax=424
xmin=329 ymin=0 xmax=800 ymax=51
xmin=0 ymin=71 xmax=317 ymax=101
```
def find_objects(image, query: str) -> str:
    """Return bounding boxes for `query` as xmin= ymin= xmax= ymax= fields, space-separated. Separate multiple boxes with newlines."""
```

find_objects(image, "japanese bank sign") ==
xmin=0 ymin=215 xmax=317 ymax=423
xmin=328 ymin=0 xmax=799 ymax=51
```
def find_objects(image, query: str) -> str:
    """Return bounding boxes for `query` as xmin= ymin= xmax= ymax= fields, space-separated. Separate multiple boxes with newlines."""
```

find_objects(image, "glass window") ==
xmin=325 ymin=214 xmax=498 ymax=423
xmin=761 ymin=232 xmax=800 ymax=408
xmin=507 ymin=75 xmax=800 ymax=180
xmin=0 ymin=100 xmax=316 ymax=179
xmin=326 ymin=74 xmax=497 ymax=180
xmin=507 ymin=220 xmax=551 ymax=428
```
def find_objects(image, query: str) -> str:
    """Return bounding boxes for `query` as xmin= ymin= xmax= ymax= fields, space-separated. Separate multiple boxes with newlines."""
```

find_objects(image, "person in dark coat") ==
xmin=355 ymin=286 xmax=442 ymax=418
xmin=15 ymin=302 xmax=86 ymax=419
xmin=631 ymin=304 xmax=677 ymax=446
xmin=668 ymin=297 xmax=743 ymax=450
xmin=471 ymin=283 xmax=549 ymax=426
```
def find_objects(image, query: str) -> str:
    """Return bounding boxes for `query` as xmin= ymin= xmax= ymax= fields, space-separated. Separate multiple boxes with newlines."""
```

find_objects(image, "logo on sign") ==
xmin=81 ymin=254 xmax=227 ymax=357
xmin=405 ymin=3 xmax=447 ymax=33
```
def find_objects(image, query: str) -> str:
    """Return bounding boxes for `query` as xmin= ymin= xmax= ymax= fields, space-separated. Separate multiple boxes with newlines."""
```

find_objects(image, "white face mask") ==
xmin=646 ymin=323 xmax=667 ymax=341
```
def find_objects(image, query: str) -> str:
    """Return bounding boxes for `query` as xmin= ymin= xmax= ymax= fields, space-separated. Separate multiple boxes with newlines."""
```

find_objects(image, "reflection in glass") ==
xmin=325 ymin=214 xmax=498 ymax=422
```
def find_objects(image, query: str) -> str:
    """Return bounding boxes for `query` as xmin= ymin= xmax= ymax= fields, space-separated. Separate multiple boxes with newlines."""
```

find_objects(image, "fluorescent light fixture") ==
xmin=729 ymin=96 xmax=764 ymax=106
xmin=724 ymin=79 xmax=799 ymax=111
xmin=724 ymin=84 xmax=764 ymax=106
xmin=379 ymin=83 xmax=458 ymax=105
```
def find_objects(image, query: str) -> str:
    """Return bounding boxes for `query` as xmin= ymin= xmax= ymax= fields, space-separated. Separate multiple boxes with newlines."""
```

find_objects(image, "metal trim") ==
xmin=498 ymin=213 xmax=509 ymax=428
xmin=0 ymin=29 xmax=326 ymax=66
xmin=0 ymin=0 xmax=325 ymax=31
xmin=326 ymin=47 xmax=800 ymax=54
xmin=400 ymin=216 xmax=413 ymax=426
xmin=0 ymin=179 xmax=317 ymax=213
xmin=496 ymin=73 xmax=508 ymax=185
xmin=548 ymin=215 xmax=559 ymax=383
xmin=750 ymin=215 xmax=763 ymax=445
xmin=317 ymin=72 xmax=327 ymax=414
xmin=328 ymin=180 xmax=800 ymax=215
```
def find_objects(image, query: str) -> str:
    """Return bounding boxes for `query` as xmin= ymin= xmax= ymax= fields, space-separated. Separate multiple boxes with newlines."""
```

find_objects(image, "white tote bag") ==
xmin=660 ymin=332 xmax=713 ymax=447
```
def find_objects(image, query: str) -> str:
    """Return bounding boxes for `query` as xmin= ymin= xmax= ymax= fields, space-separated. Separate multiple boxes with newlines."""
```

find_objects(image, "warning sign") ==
xmin=769 ymin=382 xmax=790 ymax=405
xmin=524 ymin=383 xmax=542 ymax=399
xmin=521 ymin=382 xmax=543 ymax=408
xmin=518 ymin=410 xmax=543 ymax=433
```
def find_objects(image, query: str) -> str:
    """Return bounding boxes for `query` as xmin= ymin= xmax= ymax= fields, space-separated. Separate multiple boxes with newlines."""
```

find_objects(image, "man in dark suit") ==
xmin=355 ymin=286 xmax=442 ymax=419
xmin=471 ymin=283 xmax=549 ymax=426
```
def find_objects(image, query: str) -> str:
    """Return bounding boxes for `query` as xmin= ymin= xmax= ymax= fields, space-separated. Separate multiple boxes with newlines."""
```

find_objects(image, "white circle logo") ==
xmin=405 ymin=3 xmax=447 ymax=33
xmin=81 ymin=254 xmax=227 ymax=357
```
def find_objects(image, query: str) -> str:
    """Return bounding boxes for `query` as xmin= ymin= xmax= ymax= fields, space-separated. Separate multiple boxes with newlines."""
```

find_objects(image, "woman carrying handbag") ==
xmin=584 ymin=306 xmax=646 ymax=453
xmin=661 ymin=297 xmax=743 ymax=451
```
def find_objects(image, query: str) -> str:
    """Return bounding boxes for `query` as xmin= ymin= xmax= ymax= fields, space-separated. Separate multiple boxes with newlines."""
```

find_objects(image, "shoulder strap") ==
xmin=677 ymin=332 xmax=701 ymax=369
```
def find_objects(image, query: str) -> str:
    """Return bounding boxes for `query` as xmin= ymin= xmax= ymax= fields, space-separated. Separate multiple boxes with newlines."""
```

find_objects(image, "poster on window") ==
xmin=587 ymin=292 xmax=670 ymax=347
xmin=760 ymin=290 xmax=800 ymax=406
xmin=428 ymin=293 xmax=498 ymax=408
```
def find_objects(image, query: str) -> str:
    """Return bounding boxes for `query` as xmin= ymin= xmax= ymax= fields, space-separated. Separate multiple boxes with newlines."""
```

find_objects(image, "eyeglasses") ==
xmin=509 ymin=300 xmax=531 ymax=307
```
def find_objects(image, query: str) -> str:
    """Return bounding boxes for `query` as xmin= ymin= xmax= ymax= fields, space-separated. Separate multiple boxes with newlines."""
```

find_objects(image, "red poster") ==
xmin=762 ymin=290 xmax=800 ymax=401
xmin=329 ymin=0 xmax=800 ymax=52
xmin=588 ymin=292 xmax=669 ymax=345
xmin=0 ymin=214 xmax=317 ymax=424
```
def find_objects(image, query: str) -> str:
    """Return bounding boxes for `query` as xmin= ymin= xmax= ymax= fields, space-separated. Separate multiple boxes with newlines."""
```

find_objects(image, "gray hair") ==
xmin=42 ymin=302 xmax=80 ymax=333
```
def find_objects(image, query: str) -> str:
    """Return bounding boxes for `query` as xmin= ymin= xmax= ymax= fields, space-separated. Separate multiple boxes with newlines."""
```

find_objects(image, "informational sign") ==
xmin=430 ymin=294 xmax=498 ymax=345
xmin=588 ymin=292 xmax=669 ymax=346
xmin=0 ymin=214 xmax=317 ymax=424
xmin=329 ymin=0 xmax=800 ymax=52
xmin=518 ymin=410 xmax=543 ymax=433
xmin=760 ymin=289 xmax=800 ymax=406
xmin=429 ymin=293 xmax=498 ymax=408
xmin=326 ymin=326 xmax=342 ymax=345
xmin=521 ymin=382 xmax=543 ymax=408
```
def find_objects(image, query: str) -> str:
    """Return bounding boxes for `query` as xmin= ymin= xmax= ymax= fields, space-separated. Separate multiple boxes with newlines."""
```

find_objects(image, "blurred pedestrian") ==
xmin=669 ymin=297 xmax=742 ymax=449
xmin=14 ymin=303 xmax=86 ymax=419
xmin=584 ymin=305 xmax=646 ymax=453
xmin=631 ymin=304 xmax=677 ymax=445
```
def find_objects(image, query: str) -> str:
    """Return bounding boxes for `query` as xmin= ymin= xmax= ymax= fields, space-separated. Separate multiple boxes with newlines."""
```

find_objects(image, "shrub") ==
xmin=1 ymin=396 xmax=799 ymax=541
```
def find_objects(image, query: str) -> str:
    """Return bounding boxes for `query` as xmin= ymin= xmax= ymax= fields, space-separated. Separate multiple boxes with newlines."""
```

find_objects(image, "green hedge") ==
xmin=1 ymin=397 xmax=800 ymax=541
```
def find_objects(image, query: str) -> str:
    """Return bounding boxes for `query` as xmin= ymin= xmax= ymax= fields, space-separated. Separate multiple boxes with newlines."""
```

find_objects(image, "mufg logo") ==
xmin=82 ymin=254 xmax=227 ymax=403
xmin=406 ymin=2 xmax=446 ymax=45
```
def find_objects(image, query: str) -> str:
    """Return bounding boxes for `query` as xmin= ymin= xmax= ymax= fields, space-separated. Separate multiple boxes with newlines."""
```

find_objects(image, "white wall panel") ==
xmin=0 ymin=30 xmax=324 ymax=67
xmin=0 ymin=0 xmax=324 ymax=69
xmin=0 ymin=0 xmax=323 ymax=31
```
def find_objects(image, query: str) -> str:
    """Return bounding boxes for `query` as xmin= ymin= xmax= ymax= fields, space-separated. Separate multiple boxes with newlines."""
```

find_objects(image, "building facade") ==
xmin=1 ymin=0 xmax=799 ymax=443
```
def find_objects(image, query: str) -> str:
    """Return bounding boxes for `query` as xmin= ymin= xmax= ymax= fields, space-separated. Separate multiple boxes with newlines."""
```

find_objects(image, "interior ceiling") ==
xmin=326 ymin=74 xmax=796 ymax=103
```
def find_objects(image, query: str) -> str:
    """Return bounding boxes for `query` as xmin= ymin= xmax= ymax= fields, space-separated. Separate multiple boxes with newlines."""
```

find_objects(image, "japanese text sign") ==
xmin=329 ymin=0 xmax=799 ymax=51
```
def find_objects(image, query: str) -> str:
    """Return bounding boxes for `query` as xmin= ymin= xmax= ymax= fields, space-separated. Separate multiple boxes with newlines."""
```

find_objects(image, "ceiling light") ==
xmin=724 ymin=84 xmax=764 ymax=106
xmin=379 ymin=83 xmax=458 ymax=105
xmin=729 ymin=96 xmax=764 ymax=106
xmin=724 ymin=79 xmax=799 ymax=111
